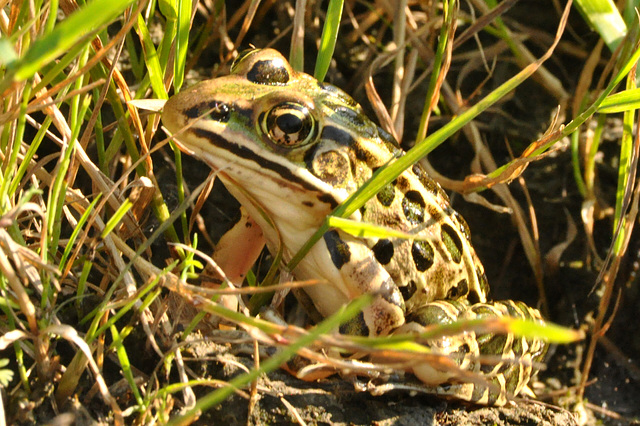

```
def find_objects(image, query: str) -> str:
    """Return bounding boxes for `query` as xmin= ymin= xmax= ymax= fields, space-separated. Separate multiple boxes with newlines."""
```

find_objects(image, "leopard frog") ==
xmin=162 ymin=48 xmax=547 ymax=405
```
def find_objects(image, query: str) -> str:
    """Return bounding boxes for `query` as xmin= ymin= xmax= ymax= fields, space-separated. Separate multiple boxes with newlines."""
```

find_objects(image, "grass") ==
xmin=1 ymin=0 xmax=639 ymax=424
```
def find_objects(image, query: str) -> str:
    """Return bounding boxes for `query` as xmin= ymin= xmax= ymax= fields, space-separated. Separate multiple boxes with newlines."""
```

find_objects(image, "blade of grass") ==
xmin=613 ymin=68 xmax=637 ymax=246
xmin=110 ymin=325 xmax=144 ymax=406
xmin=415 ymin=0 xmax=456 ymax=144
xmin=174 ymin=0 xmax=192 ymax=91
xmin=328 ymin=216 xmax=434 ymax=241
xmin=135 ymin=14 xmax=169 ymax=100
xmin=100 ymin=199 xmax=133 ymax=239
xmin=4 ymin=0 xmax=137 ymax=87
xmin=0 ymin=85 xmax=30 ymax=211
xmin=574 ymin=0 xmax=627 ymax=51
xmin=59 ymin=194 xmax=102 ymax=272
xmin=314 ymin=0 xmax=344 ymax=82
xmin=597 ymin=87 xmax=640 ymax=113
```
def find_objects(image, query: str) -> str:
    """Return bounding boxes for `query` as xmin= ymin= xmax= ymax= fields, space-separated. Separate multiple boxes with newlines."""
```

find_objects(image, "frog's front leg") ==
xmin=297 ymin=229 xmax=406 ymax=337
xmin=202 ymin=206 xmax=265 ymax=312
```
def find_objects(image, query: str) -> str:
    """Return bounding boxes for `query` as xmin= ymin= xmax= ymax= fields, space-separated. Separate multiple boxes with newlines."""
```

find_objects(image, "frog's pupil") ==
xmin=277 ymin=112 xmax=303 ymax=134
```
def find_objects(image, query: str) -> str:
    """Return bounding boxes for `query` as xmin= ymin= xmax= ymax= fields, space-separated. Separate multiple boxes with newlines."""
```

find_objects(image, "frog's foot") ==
xmin=396 ymin=300 xmax=548 ymax=405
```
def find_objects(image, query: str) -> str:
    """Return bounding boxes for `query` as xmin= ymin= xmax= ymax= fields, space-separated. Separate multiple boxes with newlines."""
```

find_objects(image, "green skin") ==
xmin=162 ymin=48 xmax=547 ymax=405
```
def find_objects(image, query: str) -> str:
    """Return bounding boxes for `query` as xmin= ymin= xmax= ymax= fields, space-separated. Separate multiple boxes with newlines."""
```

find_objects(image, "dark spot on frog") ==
xmin=372 ymin=239 xmax=394 ymax=265
xmin=411 ymin=240 xmax=434 ymax=272
xmin=447 ymin=278 xmax=468 ymax=299
xmin=402 ymin=190 xmax=425 ymax=225
xmin=441 ymin=223 xmax=463 ymax=264
xmin=453 ymin=210 xmax=472 ymax=242
xmin=395 ymin=175 xmax=411 ymax=192
xmin=476 ymin=266 xmax=489 ymax=299
xmin=471 ymin=382 xmax=495 ymax=405
xmin=407 ymin=302 xmax=452 ymax=327
xmin=467 ymin=288 xmax=482 ymax=305
xmin=412 ymin=164 xmax=448 ymax=201
xmin=504 ymin=364 xmax=521 ymax=393
xmin=184 ymin=101 xmax=231 ymax=122
xmin=448 ymin=342 xmax=472 ymax=364
xmin=426 ymin=203 xmax=443 ymax=223
xmin=478 ymin=333 xmax=508 ymax=373
xmin=324 ymin=230 xmax=351 ymax=270
xmin=247 ymin=60 xmax=290 ymax=85
xmin=321 ymin=126 xmax=371 ymax=165
xmin=504 ymin=301 xmax=520 ymax=318
xmin=339 ymin=312 xmax=369 ymax=336
xmin=317 ymin=193 xmax=339 ymax=209
xmin=311 ymin=150 xmax=350 ymax=186
xmin=511 ymin=332 xmax=524 ymax=355
xmin=302 ymin=200 xmax=314 ymax=207
xmin=399 ymin=279 xmax=417 ymax=303
xmin=376 ymin=182 xmax=395 ymax=207
xmin=458 ymin=343 xmax=471 ymax=355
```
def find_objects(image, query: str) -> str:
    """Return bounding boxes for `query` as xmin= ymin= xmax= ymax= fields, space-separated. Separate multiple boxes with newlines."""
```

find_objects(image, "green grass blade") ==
xmin=328 ymin=216 xmax=427 ymax=240
xmin=597 ymin=87 xmax=640 ymax=113
xmin=59 ymin=195 xmax=102 ymax=272
xmin=174 ymin=0 xmax=192 ymax=91
xmin=313 ymin=0 xmax=344 ymax=81
xmin=613 ymin=73 xmax=637 ymax=246
xmin=573 ymin=0 xmax=627 ymax=51
xmin=415 ymin=0 xmax=456 ymax=144
xmin=351 ymin=317 xmax=583 ymax=347
xmin=110 ymin=325 xmax=143 ymax=406
xmin=136 ymin=14 xmax=169 ymax=100
xmin=0 ymin=85 xmax=30 ymax=210
xmin=7 ymin=0 xmax=137 ymax=83
xmin=505 ymin=318 xmax=584 ymax=343
xmin=100 ymin=199 xmax=133 ymax=239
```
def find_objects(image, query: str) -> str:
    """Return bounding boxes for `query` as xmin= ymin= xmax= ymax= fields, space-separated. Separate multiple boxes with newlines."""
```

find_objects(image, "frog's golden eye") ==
xmin=262 ymin=102 xmax=317 ymax=147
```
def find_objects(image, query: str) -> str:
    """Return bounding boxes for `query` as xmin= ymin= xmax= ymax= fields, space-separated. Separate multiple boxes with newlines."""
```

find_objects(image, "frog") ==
xmin=161 ymin=48 xmax=547 ymax=405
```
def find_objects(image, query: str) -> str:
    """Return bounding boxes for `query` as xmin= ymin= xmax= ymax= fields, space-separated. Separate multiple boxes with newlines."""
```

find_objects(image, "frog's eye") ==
xmin=262 ymin=102 xmax=317 ymax=147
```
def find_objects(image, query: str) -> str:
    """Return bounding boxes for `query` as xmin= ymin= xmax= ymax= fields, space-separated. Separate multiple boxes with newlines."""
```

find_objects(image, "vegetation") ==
xmin=0 ymin=0 xmax=639 ymax=424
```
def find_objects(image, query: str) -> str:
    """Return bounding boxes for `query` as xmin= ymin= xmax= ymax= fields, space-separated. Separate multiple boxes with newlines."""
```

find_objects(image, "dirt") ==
xmin=180 ymin=338 xmax=577 ymax=426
